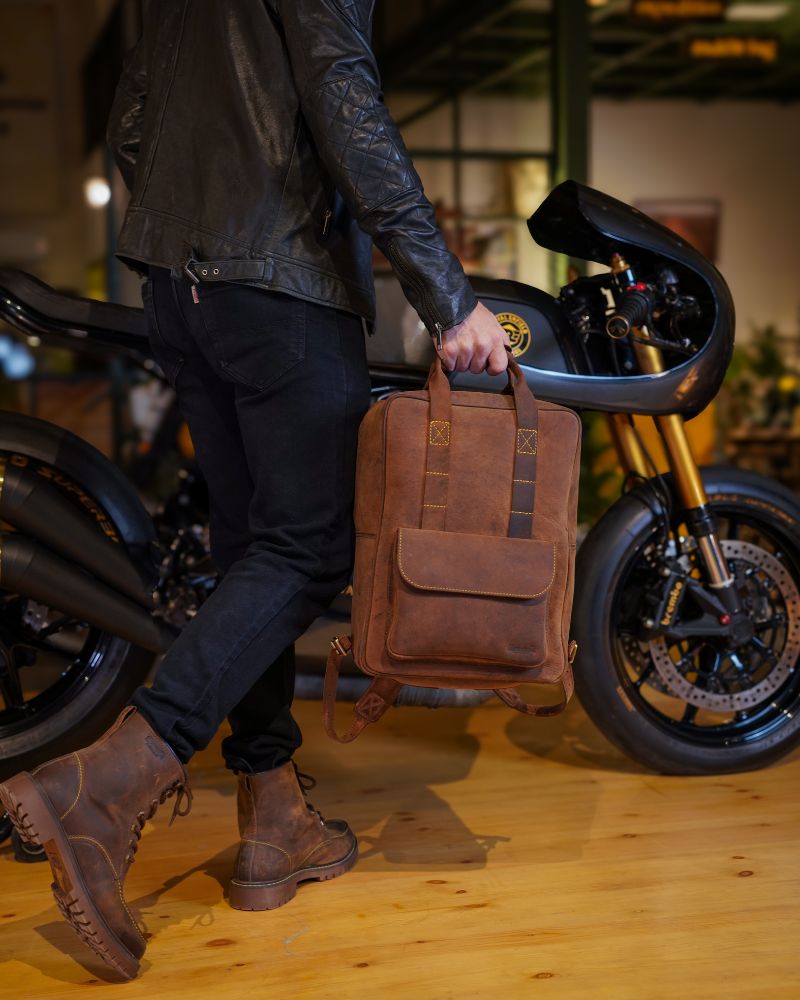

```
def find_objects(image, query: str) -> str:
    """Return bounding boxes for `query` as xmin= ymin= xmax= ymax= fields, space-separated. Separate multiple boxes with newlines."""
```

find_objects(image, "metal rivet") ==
xmin=201 ymin=269 xmax=208 ymax=276
xmin=213 ymin=268 xmax=219 ymax=275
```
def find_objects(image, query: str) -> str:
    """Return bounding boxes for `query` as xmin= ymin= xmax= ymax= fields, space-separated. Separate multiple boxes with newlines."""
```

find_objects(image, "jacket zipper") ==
xmin=322 ymin=209 xmax=333 ymax=238
xmin=388 ymin=239 xmax=446 ymax=341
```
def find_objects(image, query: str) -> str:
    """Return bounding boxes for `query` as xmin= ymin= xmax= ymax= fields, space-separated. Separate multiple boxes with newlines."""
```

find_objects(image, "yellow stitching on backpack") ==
xmin=517 ymin=428 xmax=537 ymax=455
xmin=397 ymin=530 xmax=555 ymax=599
xmin=429 ymin=420 xmax=450 ymax=446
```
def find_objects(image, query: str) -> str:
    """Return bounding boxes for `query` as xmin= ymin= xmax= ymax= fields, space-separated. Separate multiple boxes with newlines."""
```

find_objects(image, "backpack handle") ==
xmin=423 ymin=350 xmax=540 ymax=539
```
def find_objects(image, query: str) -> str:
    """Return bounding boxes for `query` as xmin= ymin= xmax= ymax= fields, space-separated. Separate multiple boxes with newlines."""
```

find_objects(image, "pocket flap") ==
xmin=396 ymin=527 xmax=555 ymax=601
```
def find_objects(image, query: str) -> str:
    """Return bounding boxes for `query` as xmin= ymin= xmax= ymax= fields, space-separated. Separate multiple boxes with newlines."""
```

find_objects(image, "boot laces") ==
xmin=125 ymin=774 xmax=193 ymax=865
xmin=291 ymin=762 xmax=326 ymax=826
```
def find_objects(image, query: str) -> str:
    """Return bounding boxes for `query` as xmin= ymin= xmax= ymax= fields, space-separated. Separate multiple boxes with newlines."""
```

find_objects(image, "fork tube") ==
xmin=606 ymin=413 xmax=648 ymax=479
xmin=631 ymin=326 xmax=735 ymax=593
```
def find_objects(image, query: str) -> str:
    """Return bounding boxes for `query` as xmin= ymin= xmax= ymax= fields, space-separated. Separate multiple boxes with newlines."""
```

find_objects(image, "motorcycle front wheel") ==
xmin=572 ymin=466 xmax=800 ymax=774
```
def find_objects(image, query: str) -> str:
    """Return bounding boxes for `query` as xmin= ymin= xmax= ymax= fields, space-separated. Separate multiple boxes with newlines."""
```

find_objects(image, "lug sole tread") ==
xmin=0 ymin=777 xmax=139 ymax=981
xmin=228 ymin=841 xmax=358 ymax=911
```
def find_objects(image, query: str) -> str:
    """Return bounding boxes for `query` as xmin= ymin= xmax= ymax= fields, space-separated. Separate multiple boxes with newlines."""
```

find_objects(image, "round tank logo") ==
xmin=495 ymin=312 xmax=531 ymax=357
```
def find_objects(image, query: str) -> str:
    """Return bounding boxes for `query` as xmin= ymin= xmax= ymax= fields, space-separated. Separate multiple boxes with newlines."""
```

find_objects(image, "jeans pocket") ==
xmin=142 ymin=281 xmax=185 ymax=386
xmin=197 ymin=284 xmax=306 ymax=392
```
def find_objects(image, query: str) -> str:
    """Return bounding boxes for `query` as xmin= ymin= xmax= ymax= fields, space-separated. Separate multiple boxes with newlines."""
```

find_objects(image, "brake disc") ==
xmin=648 ymin=539 xmax=800 ymax=711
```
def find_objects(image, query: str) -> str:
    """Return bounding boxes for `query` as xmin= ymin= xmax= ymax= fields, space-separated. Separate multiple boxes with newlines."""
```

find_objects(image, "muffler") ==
xmin=0 ymin=457 xmax=151 ymax=606
xmin=0 ymin=532 xmax=174 ymax=653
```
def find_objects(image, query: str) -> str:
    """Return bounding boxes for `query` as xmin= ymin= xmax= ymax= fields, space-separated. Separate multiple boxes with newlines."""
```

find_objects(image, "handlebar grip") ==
xmin=606 ymin=289 xmax=651 ymax=340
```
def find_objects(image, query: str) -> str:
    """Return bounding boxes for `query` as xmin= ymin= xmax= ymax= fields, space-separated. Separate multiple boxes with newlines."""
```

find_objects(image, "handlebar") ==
xmin=606 ymin=283 xmax=652 ymax=340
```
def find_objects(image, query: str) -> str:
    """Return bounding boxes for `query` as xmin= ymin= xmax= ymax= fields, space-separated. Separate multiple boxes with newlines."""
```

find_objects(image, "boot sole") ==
xmin=228 ymin=838 xmax=359 ymax=911
xmin=0 ymin=773 xmax=139 ymax=981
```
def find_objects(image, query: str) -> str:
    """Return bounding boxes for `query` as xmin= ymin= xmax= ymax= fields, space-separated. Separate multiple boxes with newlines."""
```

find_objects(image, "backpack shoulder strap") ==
xmin=323 ymin=637 xmax=402 ymax=743
xmin=493 ymin=670 xmax=574 ymax=718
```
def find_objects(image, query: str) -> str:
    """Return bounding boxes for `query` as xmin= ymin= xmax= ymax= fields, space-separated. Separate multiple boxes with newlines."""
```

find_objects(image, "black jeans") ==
xmin=132 ymin=267 xmax=370 ymax=772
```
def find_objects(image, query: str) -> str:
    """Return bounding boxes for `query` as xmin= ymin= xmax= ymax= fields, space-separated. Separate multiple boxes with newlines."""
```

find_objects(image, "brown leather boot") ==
xmin=229 ymin=762 xmax=357 ymax=910
xmin=0 ymin=707 xmax=191 ymax=980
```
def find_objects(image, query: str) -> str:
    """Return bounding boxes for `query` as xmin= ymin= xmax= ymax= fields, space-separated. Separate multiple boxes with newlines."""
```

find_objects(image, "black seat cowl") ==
xmin=0 ymin=268 xmax=147 ymax=341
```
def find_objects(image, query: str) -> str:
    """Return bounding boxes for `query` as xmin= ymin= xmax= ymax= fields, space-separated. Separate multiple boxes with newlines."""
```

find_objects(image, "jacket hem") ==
xmin=116 ymin=207 xmax=376 ymax=322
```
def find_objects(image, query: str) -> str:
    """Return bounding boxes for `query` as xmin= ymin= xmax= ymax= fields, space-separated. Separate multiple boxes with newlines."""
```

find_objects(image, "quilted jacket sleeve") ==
xmin=106 ymin=20 xmax=149 ymax=192
xmin=277 ymin=0 xmax=477 ymax=334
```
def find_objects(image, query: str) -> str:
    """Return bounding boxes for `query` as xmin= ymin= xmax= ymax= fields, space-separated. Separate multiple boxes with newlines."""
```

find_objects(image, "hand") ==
xmin=436 ymin=302 xmax=511 ymax=375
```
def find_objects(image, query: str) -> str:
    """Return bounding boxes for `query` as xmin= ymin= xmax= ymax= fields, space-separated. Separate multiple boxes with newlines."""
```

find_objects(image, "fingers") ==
xmin=486 ymin=343 xmax=509 ymax=376
xmin=436 ymin=302 xmax=512 ymax=375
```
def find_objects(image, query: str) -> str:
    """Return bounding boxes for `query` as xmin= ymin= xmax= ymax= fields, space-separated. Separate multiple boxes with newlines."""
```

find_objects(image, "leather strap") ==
xmin=421 ymin=360 xmax=453 ymax=530
xmin=423 ymin=352 xmax=539 ymax=539
xmin=493 ymin=668 xmax=574 ymax=718
xmin=185 ymin=258 xmax=267 ymax=282
xmin=504 ymin=355 xmax=539 ymax=540
xmin=323 ymin=638 xmax=402 ymax=743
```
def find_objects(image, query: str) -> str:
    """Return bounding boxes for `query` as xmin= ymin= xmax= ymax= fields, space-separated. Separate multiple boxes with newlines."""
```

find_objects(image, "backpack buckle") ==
xmin=330 ymin=635 xmax=352 ymax=657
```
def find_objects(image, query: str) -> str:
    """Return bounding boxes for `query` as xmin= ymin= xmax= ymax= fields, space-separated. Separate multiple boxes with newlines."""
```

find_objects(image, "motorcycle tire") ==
xmin=572 ymin=465 xmax=800 ymax=775
xmin=0 ymin=633 xmax=153 ymax=780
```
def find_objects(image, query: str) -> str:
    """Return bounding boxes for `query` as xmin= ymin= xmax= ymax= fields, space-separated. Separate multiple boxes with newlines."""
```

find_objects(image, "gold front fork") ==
xmin=611 ymin=326 xmax=734 ymax=590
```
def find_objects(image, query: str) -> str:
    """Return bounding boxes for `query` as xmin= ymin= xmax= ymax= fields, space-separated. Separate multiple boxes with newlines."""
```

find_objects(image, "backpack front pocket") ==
xmin=386 ymin=527 xmax=556 ymax=668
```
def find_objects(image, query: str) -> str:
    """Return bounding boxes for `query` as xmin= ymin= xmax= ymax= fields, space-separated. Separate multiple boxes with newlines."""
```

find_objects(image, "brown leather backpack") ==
xmin=323 ymin=355 xmax=581 ymax=742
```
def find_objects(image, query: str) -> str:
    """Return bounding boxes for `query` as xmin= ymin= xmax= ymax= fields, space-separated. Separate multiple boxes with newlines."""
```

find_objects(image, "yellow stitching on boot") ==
xmin=510 ymin=510 xmax=534 ymax=516
xmin=67 ymin=834 xmax=146 ymax=944
xmin=425 ymin=470 xmax=448 ymax=476
xmin=60 ymin=754 xmax=83 ymax=821
xmin=298 ymin=829 xmax=348 ymax=868
xmin=69 ymin=834 xmax=119 ymax=880
xmin=242 ymin=838 xmax=292 ymax=861
xmin=397 ymin=530 xmax=555 ymax=599
xmin=422 ymin=503 xmax=446 ymax=508
xmin=513 ymin=478 xmax=535 ymax=484
xmin=119 ymin=888 xmax=147 ymax=947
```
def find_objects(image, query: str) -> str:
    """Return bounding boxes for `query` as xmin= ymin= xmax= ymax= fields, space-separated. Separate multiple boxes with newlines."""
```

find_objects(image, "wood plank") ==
xmin=1 ymin=697 xmax=798 ymax=998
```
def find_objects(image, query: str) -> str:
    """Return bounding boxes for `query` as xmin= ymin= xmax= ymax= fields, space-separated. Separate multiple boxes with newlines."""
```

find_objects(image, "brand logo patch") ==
xmin=495 ymin=312 xmax=532 ymax=358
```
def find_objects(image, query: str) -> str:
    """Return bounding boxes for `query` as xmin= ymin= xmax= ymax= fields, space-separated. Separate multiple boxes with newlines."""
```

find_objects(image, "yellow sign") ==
xmin=689 ymin=35 xmax=779 ymax=65
xmin=631 ymin=0 xmax=727 ymax=21
xmin=496 ymin=312 xmax=532 ymax=358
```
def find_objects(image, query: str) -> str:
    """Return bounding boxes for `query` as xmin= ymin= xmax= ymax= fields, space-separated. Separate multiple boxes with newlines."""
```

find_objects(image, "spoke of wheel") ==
xmin=749 ymin=636 xmax=778 ymax=665
xmin=677 ymin=643 xmax=703 ymax=673
xmin=726 ymin=517 xmax=739 ymax=541
xmin=729 ymin=651 xmax=748 ymax=673
xmin=633 ymin=660 xmax=656 ymax=689
xmin=38 ymin=616 xmax=78 ymax=640
xmin=754 ymin=615 xmax=784 ymax=633
xmin=681 ymin=703 xmax=699 ymax=725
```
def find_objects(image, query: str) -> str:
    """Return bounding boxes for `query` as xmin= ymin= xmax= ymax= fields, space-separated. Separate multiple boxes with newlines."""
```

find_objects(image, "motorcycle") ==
xmin=0 ymin=180 xmax=797 ymax=788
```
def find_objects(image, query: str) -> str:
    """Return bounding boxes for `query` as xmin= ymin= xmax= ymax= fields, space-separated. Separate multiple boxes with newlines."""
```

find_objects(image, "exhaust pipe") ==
xmin=0 ymin=532 xmax=174 ymax=653
xmin=294 ymin=671 xmax=493 ymax=707
xmin=0 ymin=457 xmax=152 ymax=606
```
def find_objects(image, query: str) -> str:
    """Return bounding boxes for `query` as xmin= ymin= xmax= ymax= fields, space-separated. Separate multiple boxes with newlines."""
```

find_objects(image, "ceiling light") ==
xmin=726 ymin=2 xmax=791 ymax=21
xmin=84 ymin=177 xmax=111 ymax=208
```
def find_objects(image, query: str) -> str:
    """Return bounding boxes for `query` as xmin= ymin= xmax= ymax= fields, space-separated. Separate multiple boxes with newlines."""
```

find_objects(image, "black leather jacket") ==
xmin=107 ymin=0 xmax=477 ymax=334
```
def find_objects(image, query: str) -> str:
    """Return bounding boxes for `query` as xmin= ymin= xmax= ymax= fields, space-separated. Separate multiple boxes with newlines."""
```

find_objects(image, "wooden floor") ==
xmin=1 ymin=696 xmax=798 ymax=999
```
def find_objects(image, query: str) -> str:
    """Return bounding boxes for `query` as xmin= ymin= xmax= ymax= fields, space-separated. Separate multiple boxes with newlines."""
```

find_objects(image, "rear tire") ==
xmin=0 ymin=635 xmax=153 ymax=779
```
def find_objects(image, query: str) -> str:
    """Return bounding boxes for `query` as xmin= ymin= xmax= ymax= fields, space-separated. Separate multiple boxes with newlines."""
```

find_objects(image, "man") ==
xmin=0 ymin=0 xmax=509 ymax=980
